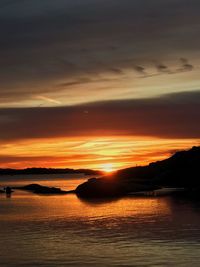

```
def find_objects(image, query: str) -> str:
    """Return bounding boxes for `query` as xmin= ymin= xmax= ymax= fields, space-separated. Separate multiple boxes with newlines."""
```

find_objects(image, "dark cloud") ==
xmin=179 ymin=58 xmax=194 ymax=72
xmin=0 ymin=0 xmax=26 ymax=9
xmin=0 ymin=0 xmax=200 ymax=104
xmin=108 ymin=68 xmax=124 ymax=75
xmin=0 ymin=91 xmax=199 ymax=141
xmin=133 ymin=65 xmax=147 ymax=76
xmin=59 ymin=77 xmax=119 ymax=90
xmin=155 ymin=63 xmax=171 ymax=73
xmin=136 ymin=59 xmax=194 ymax=78
xmin=59 ymin=78 xmax=92 ymax=88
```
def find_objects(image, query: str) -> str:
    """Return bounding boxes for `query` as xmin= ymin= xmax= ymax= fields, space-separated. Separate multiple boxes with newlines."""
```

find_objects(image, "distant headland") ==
xmin=0 ymin=167 xmax=102 ymax=176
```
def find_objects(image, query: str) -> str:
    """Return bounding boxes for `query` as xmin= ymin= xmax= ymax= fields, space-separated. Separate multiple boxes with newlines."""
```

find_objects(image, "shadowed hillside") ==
xmin=76 ymin=146 xmax=200 ymax=197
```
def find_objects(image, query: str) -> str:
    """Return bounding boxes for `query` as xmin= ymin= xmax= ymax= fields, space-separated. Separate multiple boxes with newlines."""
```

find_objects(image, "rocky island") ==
xmin=15 ymin=184 xmax=74 ymax=195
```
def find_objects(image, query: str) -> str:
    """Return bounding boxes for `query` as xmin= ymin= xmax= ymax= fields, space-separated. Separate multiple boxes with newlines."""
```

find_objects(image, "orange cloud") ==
xmin=0 ymin=136 xmax=199 ymax=170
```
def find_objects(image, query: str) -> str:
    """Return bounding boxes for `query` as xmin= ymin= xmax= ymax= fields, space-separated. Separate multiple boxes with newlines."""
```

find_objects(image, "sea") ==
xmin=0 ymin=174 xmax=200 ymax=267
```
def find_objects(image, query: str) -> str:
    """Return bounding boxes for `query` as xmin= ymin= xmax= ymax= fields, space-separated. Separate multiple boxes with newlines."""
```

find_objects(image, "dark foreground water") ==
xmin=0 ymin=175 xmax=200 ymax=267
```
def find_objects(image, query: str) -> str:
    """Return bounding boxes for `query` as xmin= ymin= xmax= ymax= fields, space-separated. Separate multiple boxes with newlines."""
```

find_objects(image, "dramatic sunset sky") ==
xmin=0 ymin=0 xmax=199 ymax=171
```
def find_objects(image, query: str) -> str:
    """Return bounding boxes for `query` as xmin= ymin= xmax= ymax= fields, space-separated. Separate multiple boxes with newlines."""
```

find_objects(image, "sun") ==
xmin=102 ymin=163 xmax=114 ymax=174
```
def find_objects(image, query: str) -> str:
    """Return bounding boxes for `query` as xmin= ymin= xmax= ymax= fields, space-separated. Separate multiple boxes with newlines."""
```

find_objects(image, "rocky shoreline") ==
xmin=75 ymin=146 xmax=200 ymax=198
xmin=1 ymin=147 xmax=199 ymax=199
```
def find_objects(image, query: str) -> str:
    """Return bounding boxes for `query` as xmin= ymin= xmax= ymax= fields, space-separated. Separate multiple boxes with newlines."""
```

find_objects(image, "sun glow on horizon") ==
xmin=0 ymin=136 xmax=199 ymax=170
xmin=101 ymin=163 xmax=115 ymax=174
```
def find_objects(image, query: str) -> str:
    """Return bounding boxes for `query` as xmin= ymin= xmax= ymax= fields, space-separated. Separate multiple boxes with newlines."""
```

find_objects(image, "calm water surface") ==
xmin=0 ymin=174 xmax=200 ymax=267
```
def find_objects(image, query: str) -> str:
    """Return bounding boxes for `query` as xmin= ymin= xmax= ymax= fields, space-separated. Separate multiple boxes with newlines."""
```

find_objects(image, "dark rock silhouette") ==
xmin=76 ymin=146 xmax=200 ymax=198
xmin=16 ymin=184 xmax=74 ymax=195
xmin=5 ymin=186 xmax=12 ymax=194
xmin=5 ymin=186 xmax=13 ymax=198
xmin=0 ymin=187 xmax=14 ymax=197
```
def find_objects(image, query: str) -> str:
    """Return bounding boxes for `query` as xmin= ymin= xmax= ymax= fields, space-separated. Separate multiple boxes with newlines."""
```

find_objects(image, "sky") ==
xmin=0 ymin=0 xmax=199 ymax=171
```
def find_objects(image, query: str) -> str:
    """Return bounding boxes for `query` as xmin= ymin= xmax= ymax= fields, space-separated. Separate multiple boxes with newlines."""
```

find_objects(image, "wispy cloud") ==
xmin=133 ymin=65 xmax=147 ymax=76
xmin=35 ymin=95 xmax=61 ymax=105
xmin=178 ymin=58 xmax=194 ymax=72
xmin=135 ymin=58 xmax=195 ymax=78
xmin=0 ymin=0 xmax=199 ymax=106
xmin=155 ymin=62 xmax=171 ymax=74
